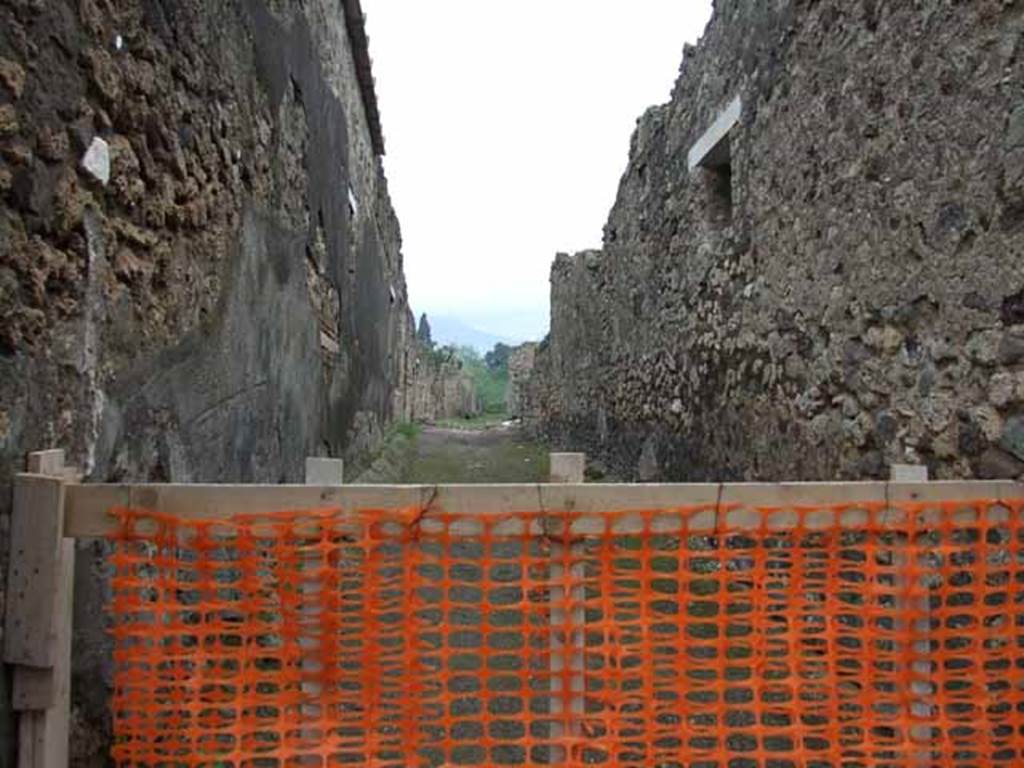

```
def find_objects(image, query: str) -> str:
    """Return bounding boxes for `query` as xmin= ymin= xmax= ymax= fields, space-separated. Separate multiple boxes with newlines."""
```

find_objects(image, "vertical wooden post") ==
xmin=4 ymin=450 xmax=75 ymax=768
xmin=549 ymin=453 xmax=585 ymax=485
xmin=891 ymin=464 xmax=929 ymax=483
xmin=890 ymin=465 xmax=933 ymax=765
xmin=305 ymin=457 xmax=344 ymax=486
xmin=298 ymin=463 xmax=339 ymax=732
xmin=548 ymin=453 xmax=585 ymax=762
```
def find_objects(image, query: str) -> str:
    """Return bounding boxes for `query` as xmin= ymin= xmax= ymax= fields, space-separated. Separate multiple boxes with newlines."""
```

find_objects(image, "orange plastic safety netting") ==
xmin=108 ymin=499 xmax=1024 ymax=767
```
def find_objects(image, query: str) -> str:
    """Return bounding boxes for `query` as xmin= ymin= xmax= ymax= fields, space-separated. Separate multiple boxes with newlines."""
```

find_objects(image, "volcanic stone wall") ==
xmin=401 ymin=344 xmax=481 ymax=423
xmin=0 ymin=1 xmax=414 ymax=762
xmin=506 ymin=342 xmax=537 ymax=418
xmin=531 ymin=0 xmax=1024 ymax=483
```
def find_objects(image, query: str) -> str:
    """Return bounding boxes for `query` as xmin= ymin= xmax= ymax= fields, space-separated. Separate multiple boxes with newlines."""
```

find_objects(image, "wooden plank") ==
xmin=4 ymin=475 xmax=65 ymax=667
xmin=64 ymin=484 xmax=427 ymax=537
xmin=891 ymin=464 xmax=928 ymax=482
xmin=888 ymin=480 xmax=1022 ymax=504
xmin=26 ymin=450 xmax=64 ymax=476
xmin=885 ymin=469 xmax=933 ymax=765
xmin=548 ymin=457 xmax=585 ymax=760
xmin=10 ymin=452 xmax=73 ymax=768
xmin=298 ymin=463 xmax=330 ymax=719
xmin=12 ymin=665 xmax=53 ymax=711
xmin=13 ymin=539 xmax=74 ymax=711
xmin=15 ymin=699 xmax=68 ymax=768
xmin=63 ymin=481 xmax=1024 ymax=538
xmin=305 ymin=457 xmax=344 ymax=485
xmin=12 ymin=539 xmax=73 ymax=766
xmin=720 ymin=481 xmax=889 ymax=507
xmin=17 ymin=714 xmax=38 ymax=768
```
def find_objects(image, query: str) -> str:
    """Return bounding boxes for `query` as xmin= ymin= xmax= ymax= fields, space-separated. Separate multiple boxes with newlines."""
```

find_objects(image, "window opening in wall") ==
xmin=702 ymin=136 xmax=733 ymax=225
xmin=688 ymin=95 xmax=741 ymax=227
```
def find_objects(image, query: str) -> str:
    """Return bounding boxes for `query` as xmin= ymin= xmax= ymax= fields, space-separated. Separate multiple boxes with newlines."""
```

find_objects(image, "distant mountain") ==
xmin=429 ymin=315 xmax=522 ymax=353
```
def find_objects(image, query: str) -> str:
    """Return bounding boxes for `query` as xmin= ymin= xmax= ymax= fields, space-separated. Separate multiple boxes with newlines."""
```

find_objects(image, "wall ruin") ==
xmin=0 ymin=0 xmax=416 ymax=762
xmin=530 ymin=1 xmax=1024 ymax=483
xmin=506 ymin=342 xmax=537 ymax=418
xmin=400 ymin=344 xmax=480 ymax=423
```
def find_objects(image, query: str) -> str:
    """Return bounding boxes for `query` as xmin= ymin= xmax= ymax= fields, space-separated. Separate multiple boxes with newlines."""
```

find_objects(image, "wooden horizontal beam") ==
xmin=62 ymin=480 xmax=1024 ymax=539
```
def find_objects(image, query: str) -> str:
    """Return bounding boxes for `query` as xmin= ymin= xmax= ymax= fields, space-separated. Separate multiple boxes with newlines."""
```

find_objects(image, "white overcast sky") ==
xmin=362 ymin=1 xmax=714 ymax=341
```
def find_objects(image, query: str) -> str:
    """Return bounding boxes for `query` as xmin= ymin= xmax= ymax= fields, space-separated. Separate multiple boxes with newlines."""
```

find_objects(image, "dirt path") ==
xmin=353 ymin=423 xmax=553 ymax=484
xmin=407 ymin=425 xmax=550 ymax=483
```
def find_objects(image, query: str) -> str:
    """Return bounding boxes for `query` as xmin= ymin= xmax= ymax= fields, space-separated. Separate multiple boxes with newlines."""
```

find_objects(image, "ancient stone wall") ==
xmin=402 ymin=344 xmax=480 ymax=423
xmin=506 ymin=342 xmax=537 ymax=418
xmin=532 ymin=1 xmax=1024 ymax=483
xmin=0 ymin=1 xmax=414 ymax=763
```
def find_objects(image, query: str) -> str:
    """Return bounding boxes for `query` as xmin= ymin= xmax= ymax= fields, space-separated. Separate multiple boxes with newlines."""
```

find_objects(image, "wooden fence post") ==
xmin=4 ymin=450 xmax=75 ymax=768
xmin=891 ymin=464 xmax=929 ymax=483
xmin=305 ymin=457 xmax=344 ymax=486
xmin=548 ymin=453 xmax=585 ymax=762
xmin=549 ymin=453 xmax=585 ymax=484
xmin=297 ymin=461 xmax=343 ymax=734
xmin=890 ymin=464 xmax=933 ymax=765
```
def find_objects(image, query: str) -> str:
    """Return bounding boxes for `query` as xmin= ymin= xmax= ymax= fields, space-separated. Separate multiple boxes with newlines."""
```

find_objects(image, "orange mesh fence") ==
xmin=108 ymin=499 xmax=1024 ymax=766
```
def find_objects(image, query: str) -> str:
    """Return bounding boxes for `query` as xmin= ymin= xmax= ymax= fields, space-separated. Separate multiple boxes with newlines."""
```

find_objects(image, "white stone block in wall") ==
xmin=81 ymin=137 xmax=110 ymax=185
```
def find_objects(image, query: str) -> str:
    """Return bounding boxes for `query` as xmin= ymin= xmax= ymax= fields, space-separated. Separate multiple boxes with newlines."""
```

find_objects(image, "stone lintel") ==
xmin=687 ymin=95 xmax=742 ymax=172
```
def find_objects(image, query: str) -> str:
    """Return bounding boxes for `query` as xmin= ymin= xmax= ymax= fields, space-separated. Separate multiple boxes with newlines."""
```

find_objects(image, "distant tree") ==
xmin=485 ymin=343 xmax=513 ymax=374
xmin=416 ymin=313 xmax=433 ymax=347
xmin=454 ymin=345 xmax=510 ymax=415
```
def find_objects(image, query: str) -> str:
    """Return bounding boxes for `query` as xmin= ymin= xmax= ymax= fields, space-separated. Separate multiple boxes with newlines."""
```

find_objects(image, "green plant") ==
xmin=433 ymin=413 xmax=510 ymax=430
xmin=453 ymin=346 xmax=509 ymax=414
xmin=392 ymin=421 xmax=421 ymax=440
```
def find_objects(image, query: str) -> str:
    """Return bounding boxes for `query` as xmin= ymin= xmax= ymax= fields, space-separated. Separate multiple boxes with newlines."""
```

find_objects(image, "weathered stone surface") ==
xmin=528 ymin=1 xmax=1024 ymax=483
xmin=1008 ymin=105 xmax=1024 ymax=149
xmin=83 ymin=47 xmax=122 ymax=106
xmin=402 ymin=345 xmax=480 ymax=423
xmin=1000 ymin=416 xmax=1024 ymax=463
xmin=35 ymin=126 xmax=69 ymax=165
xmin=506 ymin=342 xmax=537 ymax=417
xmin=999 ymin=328 xmax=1024 ymax=364
xmin=0 ymin=1 xmax=416 ymax=763
xmin=0 ymin=58 xmax=25 ymax=99
xmin=978 ymin=447 xmax=1024 ymax=480
xmin=990 ymin=371 xmax=1024 ymax=409
xmin=0 ymin=104 xmax=18 ymax=137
